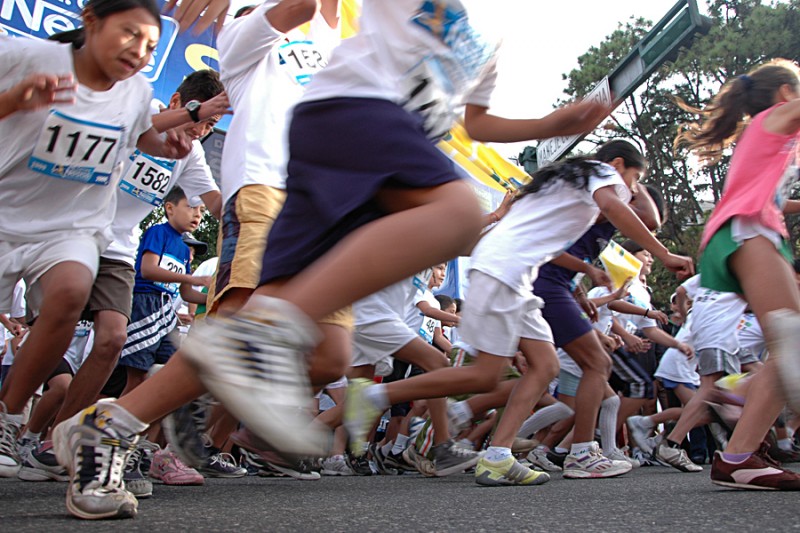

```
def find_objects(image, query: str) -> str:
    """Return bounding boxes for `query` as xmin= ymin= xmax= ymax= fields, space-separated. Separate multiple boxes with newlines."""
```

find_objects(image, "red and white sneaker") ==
xmin=710 ymin=446 xmax=800 ymax=490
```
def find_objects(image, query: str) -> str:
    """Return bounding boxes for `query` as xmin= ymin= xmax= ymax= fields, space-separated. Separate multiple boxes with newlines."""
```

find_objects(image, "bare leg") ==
xmin=0 ymin=263 xmax=93 ymax=413
xmin=563 ymin=332 xmax=612 ymax=443
xmin=727 ymin=237 xmax=800 ymax=454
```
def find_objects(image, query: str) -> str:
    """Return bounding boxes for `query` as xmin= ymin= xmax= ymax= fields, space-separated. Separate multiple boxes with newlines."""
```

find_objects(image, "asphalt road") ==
xmin=1 ymin=464 xmax=798 ymax=532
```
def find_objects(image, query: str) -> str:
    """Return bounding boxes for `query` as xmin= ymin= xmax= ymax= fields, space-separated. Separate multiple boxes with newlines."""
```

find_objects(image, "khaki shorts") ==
xmin=88 ymin=257 xmax=136 ymax=320
xmin=207 ymin=185 xmax=286 ymax=315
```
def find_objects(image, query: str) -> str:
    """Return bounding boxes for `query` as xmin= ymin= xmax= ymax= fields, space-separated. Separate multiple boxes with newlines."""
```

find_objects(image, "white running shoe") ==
xmin=654 ymin=441 xmax=703 ymax=472
xmin=321 ymin=455 xmax=353 ymax=476
xmin=182 ymin=296 xmax=328 ymax=457
xmin=0 ymin=403 xmax=21 ymax=478
xmin=563 ymin=442 xmax=632 ymax=479
xmin=605 ymin=447 xmax=641 ymax=468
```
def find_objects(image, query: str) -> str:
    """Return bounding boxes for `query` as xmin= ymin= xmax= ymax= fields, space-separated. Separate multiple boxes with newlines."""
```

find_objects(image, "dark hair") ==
xmin=793 ymin=258 xmax=800 ymax=274
xmin=434 ymin=294 xmax=455 ymax=311
xmin=454 ymin=298 xmax=464 ymax=313
xmin=49 ymin=0 xmax=161 ymax=48
xmin=235 ymin=5 xmax=256 ymax=18
xmin=176 ymin=69 xmax=224 ymax=105
xmin=674 ymin=59 xmax=800 ymax=165
xmin=644 ymin=184 xmax=667 ymax=222
xmin=164 ymin=186 xmax=187 ymax=216
xmin=620 ymin=239 xmax=644 ymax=255
xmin=518 ymin=139 xmax=645 ymax=199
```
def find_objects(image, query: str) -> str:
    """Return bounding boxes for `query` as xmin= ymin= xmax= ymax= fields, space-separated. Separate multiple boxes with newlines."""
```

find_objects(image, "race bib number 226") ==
xmin=28 ymin=110 xmax=123 ymax=185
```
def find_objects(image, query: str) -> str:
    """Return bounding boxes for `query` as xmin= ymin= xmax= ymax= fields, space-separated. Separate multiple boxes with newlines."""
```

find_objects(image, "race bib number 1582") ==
xmin=28 ymin=110 xmax=123 ymax=185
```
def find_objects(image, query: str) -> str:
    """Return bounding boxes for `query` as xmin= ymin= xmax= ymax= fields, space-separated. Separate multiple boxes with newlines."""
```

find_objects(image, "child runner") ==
xmin=54 ymin=0 xmax=613 ymax=519
xmin=0 ymin=0 xmax=190 ymax=495
xmin=345 ymin=140 xmax=693 ymax=486
xmin=674 ymin=58 xmax=800 ymax=489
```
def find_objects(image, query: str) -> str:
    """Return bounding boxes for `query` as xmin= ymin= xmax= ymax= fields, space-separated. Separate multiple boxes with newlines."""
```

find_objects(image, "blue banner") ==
xmin=1 ymin=0 xmax=221 ymax=109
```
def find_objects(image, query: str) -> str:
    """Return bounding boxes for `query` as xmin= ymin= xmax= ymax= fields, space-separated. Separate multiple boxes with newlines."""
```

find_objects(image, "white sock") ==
xmin=392 ymin=434 xmax=409 ymax=455
xmin=22 ymin=429 xmax=40 ymax=441
xmin=485 ymin=446 xmax=512 ymax=462
xmin=364 ymin=384 xmax=390 ymax=411
xmin=517 ymin=402 xmax=574 ymax=438
xmin=380 ymin=441 xmax=394 ymax=456
xmin=778 ymin=438 xmax=793 ymax=451
xmin=570 ymin=441 xmax=594 ymax=458
xmin=599 ymin=395 xmax=620 ymax=453
xmin=5 ymin=412 xmax=24 ymax=426
xmin=640 ymin=416 xmax=654 ymax=429
xmin=449 ymin=401 xmax=473 ymax=426
xmin=534 ymin=444 xmax=551 ymax=453
xmin=555 ymin=446 xmax=569 ymax=454
xmin=96 ymin=401 xmax=149 ymax=436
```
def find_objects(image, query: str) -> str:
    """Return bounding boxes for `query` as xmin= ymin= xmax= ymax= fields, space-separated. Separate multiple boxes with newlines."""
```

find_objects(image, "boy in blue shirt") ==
xmin=118 ymin=187 xmax=209 ymax=394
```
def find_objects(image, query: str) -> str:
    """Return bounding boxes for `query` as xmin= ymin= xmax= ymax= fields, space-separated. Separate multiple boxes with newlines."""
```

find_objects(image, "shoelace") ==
xmin=0 ymin=406 xmax=20 ymax=459
xmin=210 ymin=452 xmax=240 ymax=469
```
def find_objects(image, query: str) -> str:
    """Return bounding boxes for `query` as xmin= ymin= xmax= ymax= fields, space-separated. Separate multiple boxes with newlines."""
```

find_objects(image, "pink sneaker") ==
xmin=148 ymin=448 xmax=204 ymax=485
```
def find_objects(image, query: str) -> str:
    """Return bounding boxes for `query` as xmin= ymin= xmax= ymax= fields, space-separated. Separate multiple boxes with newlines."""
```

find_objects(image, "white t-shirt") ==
xmin=471 ymin=164 xmax=630 ymax=295
xmin=218 ymin=3 xmax=339 ymax=201
xmin=736 ymin=312 xmax=765 ymax=360
xmin=655 ymin=312 xmax=700 ymax=386
xmin=680 ymin=274 xmax=701 ymax=299
xmin=302 ymin=0 xmax=499 ymax=140
xmin=63 ymin=320 xmax=93 ymax=373
xmin=619 ymin=280 xmax=658 ymax=333
xmin=405 ymin=286 xmax=441 ymax=345
xmin=587 ymin=286 xmax=617 ymax=336
xmin=2 ymin=280 xmax=26 ymax=345
xmin=354 ymin=270 xmax=430 ymax=327
xmin=104 ymin=135 xmax=218 ymax=265
xmin=689 ymin=287 xmax=748 ymax=353
xmin=0 ymin=39 xmax=152 ymax=246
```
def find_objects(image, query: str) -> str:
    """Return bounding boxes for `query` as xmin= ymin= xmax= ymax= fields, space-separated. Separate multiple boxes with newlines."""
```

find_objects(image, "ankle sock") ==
xmin=392 ymin=434 xmax=409 ymax=455
xmin=570 ymin=442 xmax=593 ymax=458
xmin=485 ymin=446 xmax=512 ymax=462
xmin=364 ymin=384 xmax=390 ymax=411
xmin=722 ymin=451 xmax=753 ymax=464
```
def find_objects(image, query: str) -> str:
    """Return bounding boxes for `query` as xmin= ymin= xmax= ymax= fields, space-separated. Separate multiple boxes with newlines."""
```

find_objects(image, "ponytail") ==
xmin=517 ymin=139 xmax=644 ymax=199
xmin=674 ymin=58 xmax=800 ymax=166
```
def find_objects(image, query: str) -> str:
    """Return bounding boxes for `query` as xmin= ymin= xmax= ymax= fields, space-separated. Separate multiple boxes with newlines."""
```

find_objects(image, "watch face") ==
xmin=186 ymin=100 xmax=200 ymax=111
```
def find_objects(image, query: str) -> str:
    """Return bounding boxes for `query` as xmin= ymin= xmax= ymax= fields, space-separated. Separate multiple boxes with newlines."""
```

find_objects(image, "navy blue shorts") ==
xmin=538 ymin=284 xmax=593 ymax=348
xmin=119 ymin=292 xmax=179 ymax=372
xmin=259 ymin=98 xmax=460 ymax=284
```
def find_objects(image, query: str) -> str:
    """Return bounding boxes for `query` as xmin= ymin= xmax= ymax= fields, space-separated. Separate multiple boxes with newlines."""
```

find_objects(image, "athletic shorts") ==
xmin=609 ymin=348 xmax=654 ymax=399
xmin=659 ymin=378 xmax=698 ymax=391
xmin=537 ymin=283 xmax=593 ymax=347
xmin=259 ymin=98 xmax=460 ymax=284
xmin=87 ymin=257 xmax=136 ymax=321
xmin=700 ymin=218 xmax=793 ymax=294
xmin=557 ymin=369 xmax=581 ymax=397
xmin=696 ymin=347 xmax=741 ymax=376
xmin=460 ymin=271 xmax=553 ymax=358
xmin=43 ymin=358 xmax=73 ymax=391
xmin=0 ymin=235 xmax=102 ymax=314
xmin=737 ymin=348 xmax=762 ymax=366
xmin=119 ymin=292 xmax=179 ymax=371
xmin=351 ymin=319 xmax=417 ymax=367
xmin=208 ymin=184 xmax=285 ymax=315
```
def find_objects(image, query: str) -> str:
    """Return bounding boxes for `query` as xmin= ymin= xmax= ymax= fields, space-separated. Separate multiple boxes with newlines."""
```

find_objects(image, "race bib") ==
xmin=401 ymin=57 xmax=457 ymax=141
xmin=279 ymin=40 xmax=327 ymax=86
xmin=28 ymin=110 xmax=123 ymax=185
xmin=155 ymin=253 xmax=185 ymax=295
xmin=412 ymin=269 xmax=432 ymax=292
xmin=120 ymin=150 xmax=176 ymax=206
xmin=419 ymin=315 xmax=437 ymax=344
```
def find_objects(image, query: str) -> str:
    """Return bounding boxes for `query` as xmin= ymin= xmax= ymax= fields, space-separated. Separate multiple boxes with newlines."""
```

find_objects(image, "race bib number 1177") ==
xmin=28 ymin=110 xmax=123 ymax=185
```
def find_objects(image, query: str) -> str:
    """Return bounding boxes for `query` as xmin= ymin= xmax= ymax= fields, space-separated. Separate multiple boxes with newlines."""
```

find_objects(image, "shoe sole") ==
xmin=563 ymin=463 xmax=632 ymax=479
xmin=626 ymin=420 xmax=654 ymax=455
xmin=475 ymin=471 xmax=550 ymax=487
xmin=767 ymin=310 xmax=800 ymax=412
xmin=321 ymin=469 xmax=353 ymax=476
xmin=182 ymin=335 xmax=327 ymax=458
xmin=711 ymin=479 xmax=777 ymax=491
xmin=266 ymin=462 xmax=321 ymax=481
xmin=18 ymin=466 xmax=69 ymax=482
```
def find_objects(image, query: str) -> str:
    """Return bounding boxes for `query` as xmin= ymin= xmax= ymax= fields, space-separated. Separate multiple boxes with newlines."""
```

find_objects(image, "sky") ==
xmin=228 ymin=0 xmax=703 ymax=159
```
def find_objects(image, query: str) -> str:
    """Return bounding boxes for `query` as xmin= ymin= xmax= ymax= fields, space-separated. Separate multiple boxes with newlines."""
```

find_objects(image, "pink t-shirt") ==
xmin=700 ymin=103 xmax=800 ymax=250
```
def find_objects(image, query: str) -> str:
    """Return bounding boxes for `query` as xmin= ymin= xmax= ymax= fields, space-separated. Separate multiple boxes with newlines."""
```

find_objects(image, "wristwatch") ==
xmin=185 ymin=100 xmax=202 ymax=123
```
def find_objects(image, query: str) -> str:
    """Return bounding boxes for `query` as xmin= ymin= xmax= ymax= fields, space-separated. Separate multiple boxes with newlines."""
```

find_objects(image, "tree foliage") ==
xmin=552 ymin=0 xmax=800 ymax=307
